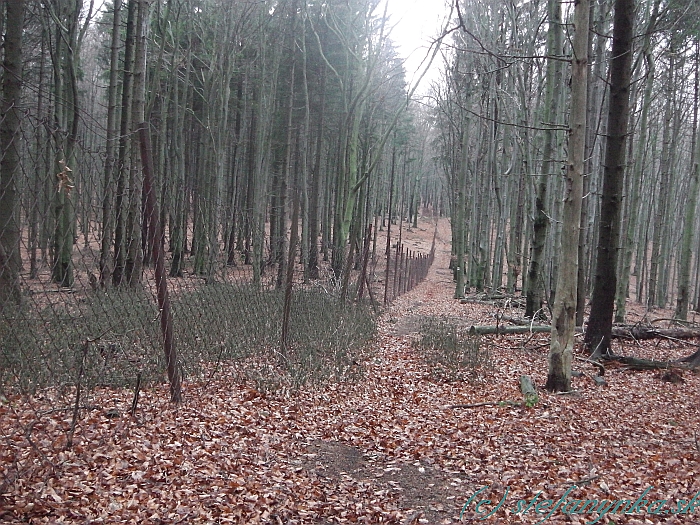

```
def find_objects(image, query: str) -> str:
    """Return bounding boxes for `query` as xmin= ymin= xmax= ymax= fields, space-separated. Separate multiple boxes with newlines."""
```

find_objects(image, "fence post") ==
xmin=393 ymin=243 xmax=400 ymax=301
xmin=384 ymin=230 xmax=391 ymax=305
xmin=138 ymin=124 xmax=181 ymax=403
xmin=357 ymin=224 xmax=372 ymax=301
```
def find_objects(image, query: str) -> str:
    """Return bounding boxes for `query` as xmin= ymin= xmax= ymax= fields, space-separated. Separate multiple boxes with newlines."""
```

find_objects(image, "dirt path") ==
xmin=297 ymin=215 xmax=700 ymax=525
xmin=302 ymin=217 xmax=487 ymax=524
xmin=380 ymin=217 xmax=482 ymax=338
xmin=3 ymin=216 xmax=699 ymax=524
xmin=296 ymin=217 xmax=511 ymax=524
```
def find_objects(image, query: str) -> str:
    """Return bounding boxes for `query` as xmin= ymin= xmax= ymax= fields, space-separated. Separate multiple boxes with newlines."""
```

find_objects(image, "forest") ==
xmin=1 ymin=0 xmax=700 ymax=523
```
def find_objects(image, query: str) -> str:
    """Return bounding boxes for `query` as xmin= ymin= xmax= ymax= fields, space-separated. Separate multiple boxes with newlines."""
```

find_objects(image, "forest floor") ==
xmin=2 ymin=217 xmax=700 ymax=524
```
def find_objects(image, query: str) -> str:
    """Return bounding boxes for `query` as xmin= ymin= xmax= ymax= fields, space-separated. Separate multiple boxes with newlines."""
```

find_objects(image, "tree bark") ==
xmin=674 ymin=41 xmax=700 ymax=321
xmin=525 ymin=0 xmax=562 ymax=318
xmin=99 ymin=0 xmax=122 ymax=287
xmin=615 ymin=0 xmax=659 ymax=322
xmin=125 ymin=0 xmax=150 ymax=286
xmin=113 ymin=0 xmax=136 ymax=286
xmin=546 ymin=0 xmax=588 ymax=393
xmin=0 ymin=0 xmax=24 ymax=310
xmin=584 ymin=0 xmax=635 ymax=358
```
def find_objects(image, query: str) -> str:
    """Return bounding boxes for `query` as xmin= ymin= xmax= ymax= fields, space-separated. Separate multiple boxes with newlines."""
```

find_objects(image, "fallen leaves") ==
xmin=1 ymin=219 xmax=699 ymax=524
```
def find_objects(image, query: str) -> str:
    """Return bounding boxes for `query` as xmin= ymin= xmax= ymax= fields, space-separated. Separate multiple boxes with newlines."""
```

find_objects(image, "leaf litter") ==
xmin=1 ymin=218 xmax=699 ymax=524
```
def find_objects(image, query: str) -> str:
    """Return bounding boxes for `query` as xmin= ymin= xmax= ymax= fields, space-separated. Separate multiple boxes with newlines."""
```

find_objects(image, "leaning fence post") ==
xmin=138 ymin=124 xmax=182 ymax=403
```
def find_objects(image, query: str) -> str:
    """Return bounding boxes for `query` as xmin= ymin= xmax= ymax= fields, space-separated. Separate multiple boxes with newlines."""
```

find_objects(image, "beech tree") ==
xmin=45 ymin=0 xmax=93 ymax=287
xmin=525 ymin=0 xmax=563 ymax=319
xmin=546 ymin=0 xmax=589 ymax=392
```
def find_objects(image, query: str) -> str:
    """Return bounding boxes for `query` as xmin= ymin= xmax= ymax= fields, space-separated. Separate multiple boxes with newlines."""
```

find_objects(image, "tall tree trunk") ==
xmin=675 ymin=41 xmax=700 ymax=320
xmin=276 ymin=58 xmax=296 ymax=289
xmin=0 ymin=0 xmax=24 ymax=310
xmin=615 ymin=0 xmax=659 ymax=322
xmin=546 ymin=0 xmax=589 ymax=393
xmin=525 ymin=0 xmax=562 ymax=318
xmin=50 ymin=0 xmax=82 ymax=288
xmin=647 ymin=38 xmax=676 ymax=308
xmin=584 ymin=0 xmax=634 ymax=357
xmin=99 ymin=0 xmax=122 ymax=286
xmin=307 ymin=67 xmax=326 ymax=279
xmin=454 ymin=127 xmax=468 ymax=299
xmin=169 ymin=41 xmax=190 ymax=278
xmin=125 ymin=0 xmax=149 ymax=286
xmin=113 ymin=0 xmax=136 ymax=286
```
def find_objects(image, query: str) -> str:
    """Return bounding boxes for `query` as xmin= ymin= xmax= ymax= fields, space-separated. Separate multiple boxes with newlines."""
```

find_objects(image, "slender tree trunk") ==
xmin=50 ymin=0 xmax=82 ymax=288
xmin=584 ymin=0 xmax=634 ymax=357
xmin=648 ymin=38 xmax=676 ymax=308
xmin=526 ymin=0 xmax=562 ymax=318
xmin=125 ymin=0 xmax=149 ymax=286
xmin=675 ymin=41 xmax=700 ymax=320
xmin=454 ymin=128 xmax=468 ymax=299
xmin=100 ymin=0 xmax=122 ymax=286
xmin=615 ymin=2 xmax=658 ymax=321
xmin=0 ymin=0 xmax=24 ymax=310
xmin=546 ymin=0 xmax=588 ymax=393
xmin=276 ymin=58 xmax=296 ymax=289
xmin=113 ymin=0 xmax=136 ymax=286
xmin=307 ymin=68 xmax=326 ymax=279
xmin=169 ymin=42 xmax=190 ymax=278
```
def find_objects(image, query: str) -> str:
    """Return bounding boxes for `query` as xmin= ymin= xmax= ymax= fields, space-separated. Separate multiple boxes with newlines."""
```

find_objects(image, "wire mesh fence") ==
xmin=0 ymin=127 xmax=390 ymax=401
xmin=0 ymin=104 xmax=436 ymax=505
xmin=0 ymin=131 xmax=438 ymax=393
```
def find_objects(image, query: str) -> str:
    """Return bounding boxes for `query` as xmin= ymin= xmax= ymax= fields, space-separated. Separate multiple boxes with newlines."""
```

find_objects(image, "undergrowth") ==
xmin=414 ymin=317 xmax=492 ymax=382
xmin=0 ymin=285 xmax=376 ymax=396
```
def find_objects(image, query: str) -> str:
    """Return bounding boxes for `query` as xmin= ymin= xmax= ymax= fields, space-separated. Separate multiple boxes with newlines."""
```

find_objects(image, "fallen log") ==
xmin=469 ymin=325 xmax=553 ymax=335
xmin=520 ymin=375 xmax=538 ymax=406
xmin=610 ymin=326 xmax=700 ymax=341
xmin=466 ymin=323 xmax=700 ymax=341
xmin=603 ymin=354 xmax=697 ymax=371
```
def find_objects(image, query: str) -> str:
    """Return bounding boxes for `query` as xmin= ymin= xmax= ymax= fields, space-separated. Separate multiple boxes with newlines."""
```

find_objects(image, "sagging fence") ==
xmin=1 ymin=137 xmax=437 ymax=404
xmin=0 ymin=112 xmax=438 ymax=502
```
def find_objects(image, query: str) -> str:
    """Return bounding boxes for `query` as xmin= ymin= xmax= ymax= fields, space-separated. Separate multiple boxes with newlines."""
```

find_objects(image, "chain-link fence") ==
xmin=0 ymin=100 xmax=436 ymax=507
xmin=0 ymin=132 xmax=437 ymax=388
xmin=0 ymin=129 xmax=387 ymax=401
xmin=0 ymin=112 xmax=434 ymax=498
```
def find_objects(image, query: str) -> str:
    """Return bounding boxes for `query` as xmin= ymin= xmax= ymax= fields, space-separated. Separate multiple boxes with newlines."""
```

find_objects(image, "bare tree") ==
xmin=546 ymin=0 xmax=589 ymax=392
xmin=0 ymin=0 xmax=24 ymax=310
xmin=585 ymin=0 xmax=635 ymax=357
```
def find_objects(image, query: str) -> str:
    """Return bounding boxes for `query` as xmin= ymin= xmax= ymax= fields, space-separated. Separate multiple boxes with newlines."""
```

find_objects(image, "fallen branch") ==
xmin=650 ymin=318 xmax=700 ymax=328
xmin=469 ymin=325 xmax=552 ymax=335
xmin=449 ymin=400 xmax=521 ymax=409
xmin=466 ymin=323 xmax=700 ymax=342
xmin=575 ymin=356 xmax=605 ymax=376
xmin=611 ymin=326 xmax=700 ymax=341
xmin=603 ymin=354 xmax=695 ymax=371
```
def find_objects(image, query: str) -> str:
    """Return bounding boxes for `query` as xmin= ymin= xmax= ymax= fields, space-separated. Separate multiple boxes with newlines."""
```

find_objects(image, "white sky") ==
xmin=383 ymin=0 xmax=453 ymax=92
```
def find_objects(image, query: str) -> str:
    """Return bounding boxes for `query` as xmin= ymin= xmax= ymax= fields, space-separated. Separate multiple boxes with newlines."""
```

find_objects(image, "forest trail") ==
xmin=2 ymin=216 xmax=699 ymax=524
xmin=297 ymin=214 xmax=700 ymax=524
xmin=376 ymin=216 xmax=481 ymax=338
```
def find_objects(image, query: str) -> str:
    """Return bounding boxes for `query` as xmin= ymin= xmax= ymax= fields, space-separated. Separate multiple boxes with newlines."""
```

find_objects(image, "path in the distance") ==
xmin=378 ymin=216 xmax=486 ymax=338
